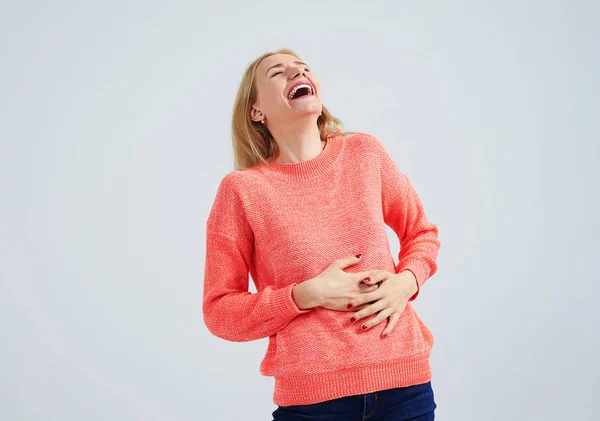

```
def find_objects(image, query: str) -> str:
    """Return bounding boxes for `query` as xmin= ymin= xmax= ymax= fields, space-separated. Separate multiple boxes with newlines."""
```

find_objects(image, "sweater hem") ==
xmin=272 ymin=351 xmax=432 ymax=406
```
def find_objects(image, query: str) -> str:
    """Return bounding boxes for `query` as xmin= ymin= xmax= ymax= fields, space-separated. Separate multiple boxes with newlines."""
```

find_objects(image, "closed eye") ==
xmin=270 ymin=68 xmax=310 ymax=78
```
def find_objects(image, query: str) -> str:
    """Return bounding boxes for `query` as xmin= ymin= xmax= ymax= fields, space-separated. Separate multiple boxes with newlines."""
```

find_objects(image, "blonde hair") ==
xmin=231 ymin=48 xmax=347 ymax=171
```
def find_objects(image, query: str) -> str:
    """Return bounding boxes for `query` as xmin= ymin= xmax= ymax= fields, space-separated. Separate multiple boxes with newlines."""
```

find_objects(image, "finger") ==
xmin=381 ymin=312 xmax=401 ymax=338
xmin=352 ymin=303 xmax=370 ymax=311
xmin=362 ymin=306 xmax=395 ymax=331
xmin=346 ymin=288 xmax=372 ymax=308
xmin=347 ymin=288 xmax=383 ymax=310
xmin=358 ymin=283 xmax=379 ymax=293
xmin=361 ymin=270 xmax=387 ymax=284
xmin=350 ymin=297 xmax=387 ymax=323
xmin=352 ymin=269 xmax=379 ymax=283
xmin=337 ymin=254 xmax=363 ymax=269
xmin=347 ymin=290 xmax=368 ymax=309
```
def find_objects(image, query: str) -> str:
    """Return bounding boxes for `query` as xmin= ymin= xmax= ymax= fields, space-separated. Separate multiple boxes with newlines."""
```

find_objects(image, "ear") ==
xmin=250 ymin=106 xmax=264 ymax=123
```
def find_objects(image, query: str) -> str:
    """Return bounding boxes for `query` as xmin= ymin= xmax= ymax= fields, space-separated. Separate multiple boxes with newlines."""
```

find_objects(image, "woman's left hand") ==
xmin=347 ymin=270 xmax=418 ymax=338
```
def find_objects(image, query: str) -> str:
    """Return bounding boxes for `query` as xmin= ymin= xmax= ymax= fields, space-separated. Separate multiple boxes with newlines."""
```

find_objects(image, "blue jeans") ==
xmin=272 ymin=381 xmax=436 ymax=421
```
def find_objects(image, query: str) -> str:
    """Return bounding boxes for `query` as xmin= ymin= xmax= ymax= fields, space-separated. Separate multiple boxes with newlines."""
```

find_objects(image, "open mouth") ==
xmin=288 ymin=84 xmax=314 ymax=100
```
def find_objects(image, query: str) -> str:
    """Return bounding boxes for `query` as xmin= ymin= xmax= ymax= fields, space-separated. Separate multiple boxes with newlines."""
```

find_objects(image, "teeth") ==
xmin=288 ymin=83 xmax=313 ymax=99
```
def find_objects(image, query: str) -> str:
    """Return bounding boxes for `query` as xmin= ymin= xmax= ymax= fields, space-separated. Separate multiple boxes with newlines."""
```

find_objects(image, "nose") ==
xmin=289 ymin=65 xmax=307 ymax=80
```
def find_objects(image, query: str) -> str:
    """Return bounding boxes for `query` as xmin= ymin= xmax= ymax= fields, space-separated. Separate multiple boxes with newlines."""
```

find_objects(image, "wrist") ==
xmin=292 ymin=278 xmax=322 ymax=309
xmin=398 ymin=270 xmax=418 ymax=297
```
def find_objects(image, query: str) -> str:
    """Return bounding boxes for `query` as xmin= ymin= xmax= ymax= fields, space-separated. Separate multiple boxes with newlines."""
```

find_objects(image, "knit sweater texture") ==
xmin=202 ymin=132 xmax=441 ymax=406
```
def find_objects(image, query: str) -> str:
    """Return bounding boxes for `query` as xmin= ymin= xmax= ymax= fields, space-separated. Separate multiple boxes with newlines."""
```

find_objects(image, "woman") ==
xmin=202 ymin=48 xmax=441 ymax=421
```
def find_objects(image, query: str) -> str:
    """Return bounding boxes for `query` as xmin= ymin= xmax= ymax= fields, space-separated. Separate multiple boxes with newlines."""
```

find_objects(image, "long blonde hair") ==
xmin=231 ymin=48 xmax=346 ymax=171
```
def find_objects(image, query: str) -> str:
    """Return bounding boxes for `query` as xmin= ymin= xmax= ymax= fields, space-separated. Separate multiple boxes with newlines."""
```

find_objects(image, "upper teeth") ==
xmin=288 ymin=83 xmax=313 ymax=99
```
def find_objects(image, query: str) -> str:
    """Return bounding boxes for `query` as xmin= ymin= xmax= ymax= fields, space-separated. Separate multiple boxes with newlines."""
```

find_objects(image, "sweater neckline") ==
xmin=258 ymin=134 xmax=344 ymax=181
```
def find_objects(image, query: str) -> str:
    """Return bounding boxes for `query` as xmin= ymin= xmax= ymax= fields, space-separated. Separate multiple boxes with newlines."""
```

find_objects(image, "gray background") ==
xmin=2 ymin=1 xmax=598 ymax=420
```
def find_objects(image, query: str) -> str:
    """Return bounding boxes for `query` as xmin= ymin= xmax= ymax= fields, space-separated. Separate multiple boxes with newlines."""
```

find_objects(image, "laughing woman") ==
xmin=202 ymin=48 xmax=441 ymax=421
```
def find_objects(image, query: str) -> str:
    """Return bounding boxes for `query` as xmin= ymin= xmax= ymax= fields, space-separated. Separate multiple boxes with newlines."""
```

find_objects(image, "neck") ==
xmin=268 ymin=119 xmax=324 ymax=164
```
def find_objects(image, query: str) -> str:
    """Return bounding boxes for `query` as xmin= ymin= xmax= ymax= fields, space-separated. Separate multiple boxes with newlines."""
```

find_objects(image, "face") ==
xmin=251 ymin=53 xmax=322 ymax=125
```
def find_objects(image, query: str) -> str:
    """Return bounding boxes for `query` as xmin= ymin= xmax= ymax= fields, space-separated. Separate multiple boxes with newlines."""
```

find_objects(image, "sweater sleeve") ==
xmin=202 ymin=173 xmax=312 ymax=343
xmin=371 ymin=136 xmax=441 ymax=301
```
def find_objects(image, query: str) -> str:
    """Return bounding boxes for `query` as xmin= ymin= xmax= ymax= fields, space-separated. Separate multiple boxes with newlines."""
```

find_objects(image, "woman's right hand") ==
xmin=311 ymin=254 xmax=379 ymax=312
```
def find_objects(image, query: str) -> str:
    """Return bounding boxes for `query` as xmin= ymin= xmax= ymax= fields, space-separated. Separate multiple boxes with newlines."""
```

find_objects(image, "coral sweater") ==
xmin=202 ymin=132 xmax=441 ymax=406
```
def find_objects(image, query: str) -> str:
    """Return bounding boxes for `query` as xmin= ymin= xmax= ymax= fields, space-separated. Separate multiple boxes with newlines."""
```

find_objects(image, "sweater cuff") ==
xmin=269 ymin=283 xmax=313 ymax=320
xmin=396 ymin=259 xmax=429 ymax=301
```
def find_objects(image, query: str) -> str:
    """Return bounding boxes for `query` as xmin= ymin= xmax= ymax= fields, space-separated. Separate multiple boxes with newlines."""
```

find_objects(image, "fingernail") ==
xmin=362 ymin=325 xmax=368 ymax=330
xmin=382 ymin=333 xmax=387 ymax=338
xmin=355 ymin=253 xmax=362 ymax=258
xmin=347 ymin=303 xmax=353 ymax=309
xmin=364 ymin=277 xmax=370 ymax=282
xmin=350 ymin=316 xmax=356 ymax=322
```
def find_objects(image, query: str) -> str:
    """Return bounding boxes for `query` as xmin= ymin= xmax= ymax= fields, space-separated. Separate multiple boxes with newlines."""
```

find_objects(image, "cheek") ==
xmin=257 ymin=92 xmax=280 ymax=112
xmin=312 ymin=82 xmax=321 ymax=98
xmin=267 ymin=86 xmax=286 ymax=104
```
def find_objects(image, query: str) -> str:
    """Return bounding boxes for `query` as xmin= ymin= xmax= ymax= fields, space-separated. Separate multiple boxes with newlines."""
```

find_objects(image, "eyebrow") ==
xmin=265 ymin=61 xmax=309 ymax=76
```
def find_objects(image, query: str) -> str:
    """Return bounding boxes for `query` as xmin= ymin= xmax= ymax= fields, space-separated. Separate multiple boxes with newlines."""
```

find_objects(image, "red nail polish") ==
xmin=350 ymin=316 xmax=356 ymax=322
xmin=382 ymin=333 xmax=387 ymax=338
xmin=347 ymin=303 xmax=353 ymax=309
xmin=362 ymin=325 xmax=367 ymax=330
xmin=364 ymin=277 xmax=370 ymax=282
xmin=355 ymin=253 xmax=362 ymax=258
